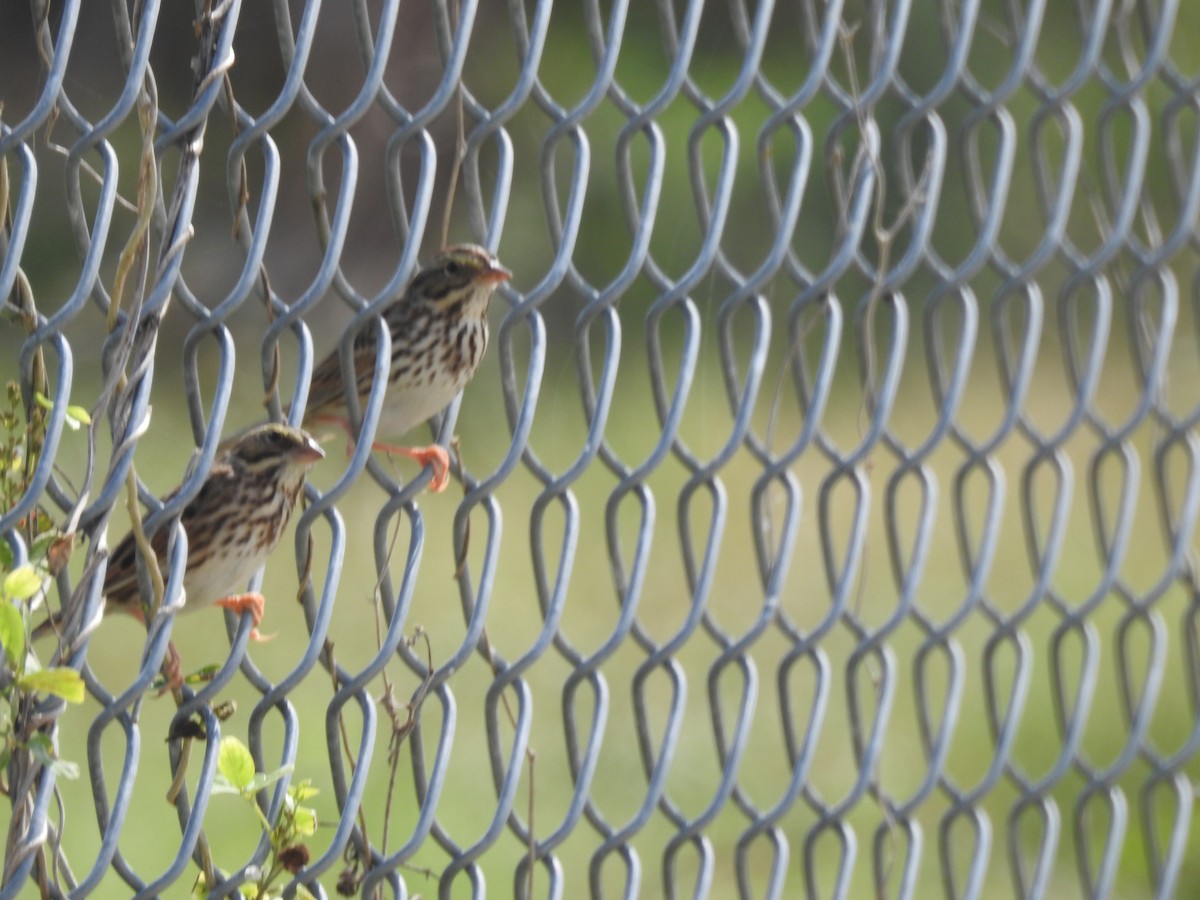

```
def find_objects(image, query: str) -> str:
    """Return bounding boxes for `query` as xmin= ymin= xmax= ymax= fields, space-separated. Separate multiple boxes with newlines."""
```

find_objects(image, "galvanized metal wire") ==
xmin=2 ymin=0 xmax=1199 ymax=897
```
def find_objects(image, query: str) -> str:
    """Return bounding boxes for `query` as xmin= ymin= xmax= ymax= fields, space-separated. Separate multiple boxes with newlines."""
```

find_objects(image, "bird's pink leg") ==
xmin=215 ymin=592 xmax=268 ymax=641
xmin=371 ymin=442 xmax=451 ymax=492
xmin=309 ymin=414 xmax=451 ymax=491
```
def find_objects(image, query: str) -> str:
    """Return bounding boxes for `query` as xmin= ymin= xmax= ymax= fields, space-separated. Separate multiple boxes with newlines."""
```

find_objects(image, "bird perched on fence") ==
xmin=300 ymin=243 xmax=511 ymax=492
xmin=40 ymin=423 xmax=324 ymax=689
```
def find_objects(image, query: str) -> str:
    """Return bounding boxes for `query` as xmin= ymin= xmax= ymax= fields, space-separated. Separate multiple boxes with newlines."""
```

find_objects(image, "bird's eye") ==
xmin=444 ymin=260 xmax=463 ymax=277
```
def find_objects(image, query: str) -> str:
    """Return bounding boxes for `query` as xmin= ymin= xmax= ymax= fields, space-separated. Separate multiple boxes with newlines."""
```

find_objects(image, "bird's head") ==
xmin=225 ymin=423 xmax=325 ymax=483
xmin=409 ymin=244 xmax=512 ymax=315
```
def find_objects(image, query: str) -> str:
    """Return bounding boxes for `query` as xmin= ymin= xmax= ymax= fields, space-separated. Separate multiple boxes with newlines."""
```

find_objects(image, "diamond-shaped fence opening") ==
xmin=2 ymin=1 xmax=1199 ymax=897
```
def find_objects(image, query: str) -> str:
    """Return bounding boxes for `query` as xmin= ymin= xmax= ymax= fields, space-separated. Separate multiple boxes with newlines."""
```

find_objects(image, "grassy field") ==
xmin=23 ymin=286 xmax=1196 ymax=898
xmin=4 ymin=3 xmax=1200 ymax=895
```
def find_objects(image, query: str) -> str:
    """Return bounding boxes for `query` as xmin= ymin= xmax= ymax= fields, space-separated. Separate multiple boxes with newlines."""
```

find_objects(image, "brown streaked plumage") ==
xmin=102 ymin=423 xmax=323 ymax=616
xmin=66 ymin=424 xmax=324 ymax=688
xmin=302 ymin=244 xmax=511 ymax=492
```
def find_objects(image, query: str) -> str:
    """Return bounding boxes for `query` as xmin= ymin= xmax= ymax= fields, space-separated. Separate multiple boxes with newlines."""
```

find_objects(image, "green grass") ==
xmin=23 ymin=294 xmax=1197 ymax=899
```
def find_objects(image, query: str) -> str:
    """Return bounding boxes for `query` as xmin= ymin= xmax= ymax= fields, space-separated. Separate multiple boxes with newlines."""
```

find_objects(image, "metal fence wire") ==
xmin=2 ymin=0 xmax=1200 ymax=897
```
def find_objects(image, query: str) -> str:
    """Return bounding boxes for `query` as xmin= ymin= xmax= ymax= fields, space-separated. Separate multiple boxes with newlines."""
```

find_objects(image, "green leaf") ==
xmin=51 ymin=756 xmax=81 ymax=780
xmin=27 ymin=733 xmax=55 ymax=765
xmin=218 ymin=736 xmax=256 ymax=791
xmin=20 ymin=667 xmax=86 ymax=703
xmin=210 ymin=777 xmax=245 ymax=796
xmin=184 ymin=664 xmax=222 ymax=685
xmin=291 ymin=804 xmax=318 ymax=837
xmin=33 ymin=392 xmax=88 ymax=430
xmin=191 ymin=872 xmax=209 ymax=897
xmin=0 ymin=601 xmax=24 ymax=665
xmin=246 ymin=764 xmax=293 ymax=795
xmin=29 ymin=531 xmax=58 ymax=563
xmin=27 ymin=733 xmax=80 ymax=779
xmin=4 ymin=565 xmax=43 ymax=601
xmin=289 ymin=779 xmax=319 ymax=802
xmin=0 ymin=540 xmax=13 ymax=570
xmin=66 ymin=404 xmax=91 ymax=425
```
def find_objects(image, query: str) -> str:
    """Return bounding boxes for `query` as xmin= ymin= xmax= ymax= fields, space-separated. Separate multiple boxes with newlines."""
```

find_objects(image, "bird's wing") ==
xmin=101 ymin=461 xmax=237 ymax=609
xmin=302 ymin=328 xmax=380 ymax=419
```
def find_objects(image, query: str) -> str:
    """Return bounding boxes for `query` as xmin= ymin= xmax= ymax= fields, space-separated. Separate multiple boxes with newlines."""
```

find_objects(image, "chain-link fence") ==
xmin=2 ymin=0 xmax=1199 ymax=897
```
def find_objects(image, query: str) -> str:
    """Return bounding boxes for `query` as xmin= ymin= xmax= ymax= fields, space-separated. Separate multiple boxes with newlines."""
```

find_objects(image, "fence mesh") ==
xmin=2 ymin=0 xmax=1200 ymax=897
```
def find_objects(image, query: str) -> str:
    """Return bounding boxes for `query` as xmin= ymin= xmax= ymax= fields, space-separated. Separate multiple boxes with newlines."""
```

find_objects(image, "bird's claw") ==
xmin=216 ymin=592 xmax=267 ymax=639
xmin=371 ymin=442 xmax=451 ymax=492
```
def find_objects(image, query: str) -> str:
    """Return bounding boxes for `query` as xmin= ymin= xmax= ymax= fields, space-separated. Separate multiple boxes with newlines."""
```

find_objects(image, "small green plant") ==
xmin=0 ymin=558 xmax=87 ymax=783
xmin=0 ymin=381 xmax=87 ymax=791
xmin=197 ymin=736 xmax=319 ymax=900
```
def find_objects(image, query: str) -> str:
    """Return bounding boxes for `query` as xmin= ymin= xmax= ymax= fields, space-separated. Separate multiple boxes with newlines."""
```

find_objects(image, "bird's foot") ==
xmin=309 ymin=414 xmax=451 ymax=492
xmin=372 ymin=441 xmax=451 ymax=492
xmin=215 ymin=592 xmax=269 ymax=641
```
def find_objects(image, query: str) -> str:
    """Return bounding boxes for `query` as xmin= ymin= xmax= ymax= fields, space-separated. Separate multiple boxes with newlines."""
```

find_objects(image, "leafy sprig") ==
xmin=195 ymin=736 xmax=319 ymax=900
xmin=0 ymin=382 xmax=87 ymax=790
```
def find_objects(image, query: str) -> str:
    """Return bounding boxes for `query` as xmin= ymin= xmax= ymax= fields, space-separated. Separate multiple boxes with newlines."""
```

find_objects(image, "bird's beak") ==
xmin=294 ymin=435 xmax=326 ymax=464
xmin=481 ymin=262 xmax=513 ymax=285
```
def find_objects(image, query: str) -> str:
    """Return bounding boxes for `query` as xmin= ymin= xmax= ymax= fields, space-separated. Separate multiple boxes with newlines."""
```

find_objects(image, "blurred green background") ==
xmin=4 ymin=0 xmax=1200 ymax=897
